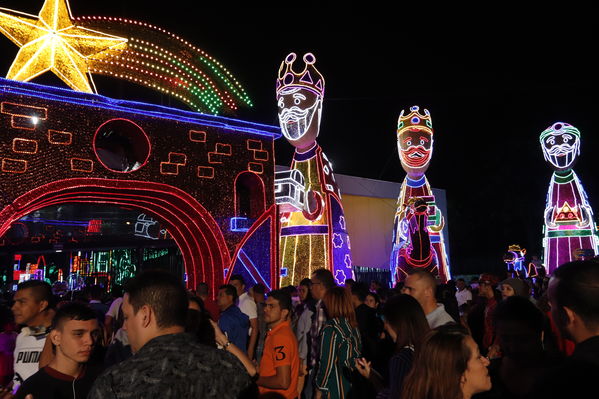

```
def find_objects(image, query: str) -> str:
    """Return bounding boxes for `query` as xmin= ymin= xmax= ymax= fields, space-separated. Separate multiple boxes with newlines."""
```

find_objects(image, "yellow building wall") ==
xmin=342 ymin=194 xmax=396 ymax=269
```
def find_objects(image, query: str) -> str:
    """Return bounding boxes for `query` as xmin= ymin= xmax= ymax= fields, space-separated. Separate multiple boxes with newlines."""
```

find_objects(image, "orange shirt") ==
xmin=258 ymin=320 xmax=300 ymax=399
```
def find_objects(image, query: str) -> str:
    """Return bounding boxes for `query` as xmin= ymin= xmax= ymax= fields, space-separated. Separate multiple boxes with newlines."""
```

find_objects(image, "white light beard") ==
xmin=545 ymin=141 xmax=580 ymax=169
xmin=279 ymin=100 xmax=321 ymax=141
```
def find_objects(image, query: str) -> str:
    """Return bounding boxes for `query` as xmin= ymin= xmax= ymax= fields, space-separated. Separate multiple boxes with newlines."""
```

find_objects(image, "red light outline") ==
xmin=1 ymin=158 xmax=27 ymax=173
xmin=70 ymin=158 xmax=94 ymax=173
xmin=246 ymin=139 xmax=262 ymax=151
xmin=48 ymin=130 xmax=73 ymax=145
xmin=248 ymin=162 xmax=263 ymax=174
xmin=1 ymin=102 xmax=48 ymax=118
xmin=197 ymin=166 xmax=215 ymax=179
xmin=12 ymin=138 xmax=38 ymax=154
xmin=189 ymin=130 xmax=207 ymax=142
xmin=160 ymin=152 xmax=187 ymax=175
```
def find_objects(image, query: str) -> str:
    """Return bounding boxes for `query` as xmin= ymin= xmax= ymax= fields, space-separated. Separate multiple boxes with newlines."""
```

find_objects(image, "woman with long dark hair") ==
xmin=355 ymin=294 xmax=430 ymax=398
xmin=314 ymin=286 xmax=361 ymax=399
xmin=402 ymin=324 xmax=492 ymax=399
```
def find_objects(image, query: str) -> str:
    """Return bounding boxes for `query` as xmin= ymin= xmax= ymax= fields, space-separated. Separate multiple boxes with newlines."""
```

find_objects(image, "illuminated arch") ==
xmin=0 ymin=178 xmax=230 ymax=294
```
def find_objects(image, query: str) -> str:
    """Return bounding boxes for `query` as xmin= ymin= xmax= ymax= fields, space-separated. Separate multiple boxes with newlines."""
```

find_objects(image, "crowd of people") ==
xmin=0 ymin=259 xmax=597 ymax=399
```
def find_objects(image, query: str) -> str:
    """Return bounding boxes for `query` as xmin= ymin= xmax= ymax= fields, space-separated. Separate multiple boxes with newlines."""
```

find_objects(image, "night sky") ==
xmin=1 ymin=1 xmax=598 ymax=275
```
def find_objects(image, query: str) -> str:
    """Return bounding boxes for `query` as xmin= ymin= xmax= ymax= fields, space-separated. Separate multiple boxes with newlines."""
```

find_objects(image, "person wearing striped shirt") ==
xmin=314 ymin=286 xmax=361 ymax=399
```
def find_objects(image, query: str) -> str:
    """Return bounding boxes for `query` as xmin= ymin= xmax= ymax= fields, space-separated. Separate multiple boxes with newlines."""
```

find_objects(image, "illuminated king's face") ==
xmin=277 ymin=86 xmax=322 ymax=149
xmin=398 ymin=128 xmax=434 ymax=177
xmin=540 ymin=123 xmax=580 ymax=171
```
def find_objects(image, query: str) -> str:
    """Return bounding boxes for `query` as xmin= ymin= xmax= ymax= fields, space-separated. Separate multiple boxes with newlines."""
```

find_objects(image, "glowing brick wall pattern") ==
xmin=0 ymin=77 xmax=280 ymax=293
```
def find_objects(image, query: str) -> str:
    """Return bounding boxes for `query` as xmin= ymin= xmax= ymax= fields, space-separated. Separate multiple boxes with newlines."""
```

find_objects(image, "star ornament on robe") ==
xmin=0 ymin=0 xmax=127 ymax=93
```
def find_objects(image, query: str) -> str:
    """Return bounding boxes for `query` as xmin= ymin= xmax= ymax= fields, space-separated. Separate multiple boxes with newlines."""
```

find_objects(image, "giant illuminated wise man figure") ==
xmin=390 ymin=106 xmax=450 ymax=284
xmin=540 ymin=122 xmax=599 ymax=274
xmin=275 ymin=53 xmax=353 ymax=286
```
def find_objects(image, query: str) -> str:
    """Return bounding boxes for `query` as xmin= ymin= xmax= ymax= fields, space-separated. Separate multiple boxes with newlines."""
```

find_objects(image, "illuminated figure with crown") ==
xmin=540 ymin=122 xmax=599 ymax=274
xmin=390 ymin=106 xmax=450 ymax=285
xmin=274 ymin=53 xmax=353 ymax=286
xmin=503 ymin=244 xmax=537 ymax=278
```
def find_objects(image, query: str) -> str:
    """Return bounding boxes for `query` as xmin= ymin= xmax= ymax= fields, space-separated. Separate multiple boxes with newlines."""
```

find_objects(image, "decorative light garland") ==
xmin=75 ymin=15 xmax=251 ymax=114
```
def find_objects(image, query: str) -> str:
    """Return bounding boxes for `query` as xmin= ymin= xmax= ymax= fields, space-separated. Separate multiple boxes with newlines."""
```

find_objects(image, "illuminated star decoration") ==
xmin=334 ymin=269 xmax=347 ymax=285
xmin=0 ymin=0 xmax=127 ymax=93
xmin=0 ymin=0 xmax=252 ymax=115
xmin=332 ymin=233 xmax=344 ymax=248
xmin=344 ymin=254 xmax=352 ymax=268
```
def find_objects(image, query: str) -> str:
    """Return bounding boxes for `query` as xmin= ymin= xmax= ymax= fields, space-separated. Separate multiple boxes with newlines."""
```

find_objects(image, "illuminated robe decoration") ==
xmin=540 ymin=122 xmax=599 ymax=274
xmin=390 ymin=106 xmax=450 ymax=285
xmin=275 ymin=53 xmax=353 ymax=286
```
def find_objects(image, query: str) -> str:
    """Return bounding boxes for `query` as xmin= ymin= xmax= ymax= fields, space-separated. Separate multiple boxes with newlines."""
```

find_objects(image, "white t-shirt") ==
xmin=238 ymin=292 xmax=257 ymax=335
xmin=455 ymin=289 xmax=473 ymax=307
xmin=106 ymin=297 xmax=123 ymax=318
xmin=426 ymin=303 xmax=455 ymax=329
xmin=13 ymin=328 xmax=47 ymax=390
xmin=238 ymin=292 xmax=257 ymax=320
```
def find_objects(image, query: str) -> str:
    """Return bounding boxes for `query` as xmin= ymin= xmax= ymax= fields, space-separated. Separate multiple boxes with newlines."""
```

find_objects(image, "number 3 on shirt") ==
xmin=274 ymin=346 xmax=286 ymax=361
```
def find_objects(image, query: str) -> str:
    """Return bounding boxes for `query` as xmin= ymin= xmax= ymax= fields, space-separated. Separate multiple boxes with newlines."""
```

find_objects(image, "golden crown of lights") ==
xmin=507 ymin=244 xmax=526 ymax=254
xmin=397 ymin=106 xmax=433 ymax=136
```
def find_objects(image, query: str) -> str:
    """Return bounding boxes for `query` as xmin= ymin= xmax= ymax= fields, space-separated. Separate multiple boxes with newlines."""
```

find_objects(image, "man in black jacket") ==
xmin=533 ymin=260 xmax=599 ymax=398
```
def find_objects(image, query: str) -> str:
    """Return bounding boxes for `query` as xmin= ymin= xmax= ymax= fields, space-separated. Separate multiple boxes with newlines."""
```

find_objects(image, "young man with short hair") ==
xmin=11 ymin=280 xmax=54 ymax=391
xmin=217 ymin=284 xmax=249 ymax=352
xmin=533 ymin=260 xmax=599 ymax=398
xmin=88 ymin=270 xmax=250 ymax=398
xmin=229 ymin=275 xmax=259 ymax=359
xmin=14 ymin=302 xmax=102 ymax=399
xmin=257 ymin=289 xmax=300 ymax=399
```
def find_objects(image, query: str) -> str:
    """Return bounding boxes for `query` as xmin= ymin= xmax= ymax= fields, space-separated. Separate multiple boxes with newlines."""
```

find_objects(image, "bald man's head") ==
xmin=411 ymin=270 xmax=436 ymax=290
xmin=401 ymin=270 xmax=437 ymax=313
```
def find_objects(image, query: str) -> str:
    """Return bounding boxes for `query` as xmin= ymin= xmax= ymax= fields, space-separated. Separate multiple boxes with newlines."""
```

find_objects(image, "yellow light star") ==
xmin=0 ymin=0 xmax=127 ymax=93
